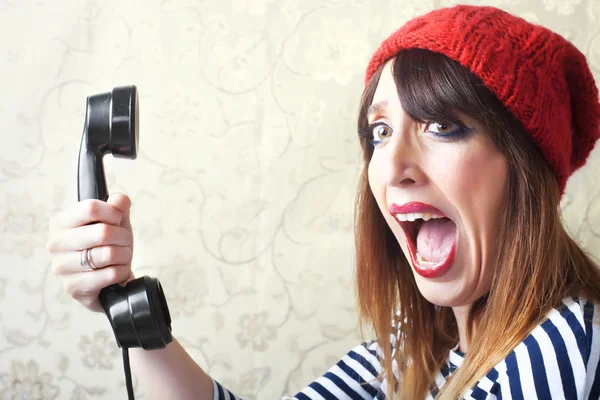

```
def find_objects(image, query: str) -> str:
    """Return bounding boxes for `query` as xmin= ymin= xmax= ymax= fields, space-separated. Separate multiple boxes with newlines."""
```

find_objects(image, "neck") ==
xmin=452 ymin=304 xmax=472 ymax=353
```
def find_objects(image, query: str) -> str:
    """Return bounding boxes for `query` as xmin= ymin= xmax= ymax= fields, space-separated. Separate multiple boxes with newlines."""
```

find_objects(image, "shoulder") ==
xmin=345 ymin=340 xmax=385 ymax=375
xmin=298 ymin=341 xmax=386 ymax=399
xmin=494 ymin=297 xmax=600 ymax=399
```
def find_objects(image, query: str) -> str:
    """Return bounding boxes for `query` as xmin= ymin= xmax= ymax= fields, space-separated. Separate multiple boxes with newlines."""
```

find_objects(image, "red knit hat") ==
xmin=365 ymin=5 xmax=600 ymax=195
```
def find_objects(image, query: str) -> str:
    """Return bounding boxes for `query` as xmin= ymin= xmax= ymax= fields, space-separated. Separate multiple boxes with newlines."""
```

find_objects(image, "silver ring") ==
xmin=86 ymin=247 xmax=98 ymax=270
xmin=80 ymin=248 xmax=96 ymax=271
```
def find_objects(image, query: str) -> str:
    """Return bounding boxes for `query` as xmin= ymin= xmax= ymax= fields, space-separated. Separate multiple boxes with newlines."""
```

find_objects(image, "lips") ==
xmin=389 ymin=202 xmax=447 ymax=216
xmin=389 ymin=202 xmax=457 ymax=279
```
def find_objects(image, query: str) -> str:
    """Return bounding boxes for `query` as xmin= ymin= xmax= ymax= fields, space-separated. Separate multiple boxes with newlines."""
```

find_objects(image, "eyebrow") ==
xmin=367 ymin=100 xmax=388 ymax=120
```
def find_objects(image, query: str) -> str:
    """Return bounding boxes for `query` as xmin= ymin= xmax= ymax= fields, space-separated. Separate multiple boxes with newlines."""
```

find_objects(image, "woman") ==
xmin=46 ymin=5 xmax=600 ymax=399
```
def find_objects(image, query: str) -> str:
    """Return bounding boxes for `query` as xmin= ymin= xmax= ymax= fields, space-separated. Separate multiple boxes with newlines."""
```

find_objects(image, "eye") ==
xmin=358 ymin=122 xmax=393 ymax=147
xmin=425 ymin=121 xmax=469 ymax=137
xmin=373 ymin=124 xmax=392 ymax=141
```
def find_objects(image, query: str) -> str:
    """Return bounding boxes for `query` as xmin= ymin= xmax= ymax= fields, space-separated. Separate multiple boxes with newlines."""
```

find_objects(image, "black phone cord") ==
xmin=122 ymin=347 xmax=135 ymax=399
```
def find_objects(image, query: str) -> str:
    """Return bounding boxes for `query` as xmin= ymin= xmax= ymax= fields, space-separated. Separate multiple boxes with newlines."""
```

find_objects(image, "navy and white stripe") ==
xmin=212 ymin=297 xmax=600 ymax=399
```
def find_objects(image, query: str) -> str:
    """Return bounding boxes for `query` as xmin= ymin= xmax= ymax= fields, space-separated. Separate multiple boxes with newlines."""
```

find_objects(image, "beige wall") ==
xmin=1 ymin=0 xmax=599 ymax=398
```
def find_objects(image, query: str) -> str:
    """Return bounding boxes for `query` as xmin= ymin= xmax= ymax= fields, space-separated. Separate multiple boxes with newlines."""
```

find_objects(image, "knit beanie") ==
xmin=365 ymin=5 xmax=600 ymax=195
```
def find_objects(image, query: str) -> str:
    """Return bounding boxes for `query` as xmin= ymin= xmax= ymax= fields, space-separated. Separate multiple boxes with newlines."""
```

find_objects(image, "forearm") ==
xmin=129 ymin=336 xmax=214 ymax=400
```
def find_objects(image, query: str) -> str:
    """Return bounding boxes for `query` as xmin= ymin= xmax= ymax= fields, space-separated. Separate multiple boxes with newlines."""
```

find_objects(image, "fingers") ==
xmin=62 ymin=264 xmax=134 ymax=305
xmin=47 ymin=193 xmax=135 ymax=314
xmin=49 ymin=199 xmax=123 ymax=231
xmin=52 ymin=246 xmax=133 ymax=275
xmin=46 ymin=223 xmax=132 ymax=252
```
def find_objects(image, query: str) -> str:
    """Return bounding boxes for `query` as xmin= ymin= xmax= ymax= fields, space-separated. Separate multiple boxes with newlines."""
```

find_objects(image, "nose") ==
xmin=381 ymin=126 xmax=426 ymax=189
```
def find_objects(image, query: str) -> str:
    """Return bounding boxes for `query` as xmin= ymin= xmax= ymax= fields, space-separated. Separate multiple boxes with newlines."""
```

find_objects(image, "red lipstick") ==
xmin=389 ymin=202 xmax=457 ymax=279
xmin=389 ymin=202 xmax=447 ymax=217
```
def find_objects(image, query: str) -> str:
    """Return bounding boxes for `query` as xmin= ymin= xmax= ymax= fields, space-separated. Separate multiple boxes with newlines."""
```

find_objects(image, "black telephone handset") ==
xmin=77 ymin=85 xmax=172 ymax=399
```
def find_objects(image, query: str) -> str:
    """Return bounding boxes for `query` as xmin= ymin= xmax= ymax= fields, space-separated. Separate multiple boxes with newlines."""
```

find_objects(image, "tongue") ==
xmin=416 ymin=218 xmax=456 ymax=262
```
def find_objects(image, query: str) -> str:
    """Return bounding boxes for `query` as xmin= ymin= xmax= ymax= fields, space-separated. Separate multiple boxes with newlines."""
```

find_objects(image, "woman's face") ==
xmin=367 ymin=62 xmax=508 ymax=308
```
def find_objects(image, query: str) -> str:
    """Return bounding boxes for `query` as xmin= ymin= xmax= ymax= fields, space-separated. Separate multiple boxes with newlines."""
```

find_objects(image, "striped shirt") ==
xmin=212 ymin=297 xmax=600 ymax=399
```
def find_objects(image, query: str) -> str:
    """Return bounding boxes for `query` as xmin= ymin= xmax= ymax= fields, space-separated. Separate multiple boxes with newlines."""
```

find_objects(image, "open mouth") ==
xmin=396 ymin=214 xmax=458 ymax=279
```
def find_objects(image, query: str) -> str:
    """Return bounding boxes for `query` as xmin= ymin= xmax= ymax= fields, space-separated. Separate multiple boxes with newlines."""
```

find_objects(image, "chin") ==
xmin=403 ymin=248 xmax=479 ymax=308
xmin=412 ymin=277 xmax=469 ymax=307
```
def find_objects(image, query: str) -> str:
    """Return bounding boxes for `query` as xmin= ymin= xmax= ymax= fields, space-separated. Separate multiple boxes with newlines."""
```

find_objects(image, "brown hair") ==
xmin=354 ymin=48 xmax=600 ymax=399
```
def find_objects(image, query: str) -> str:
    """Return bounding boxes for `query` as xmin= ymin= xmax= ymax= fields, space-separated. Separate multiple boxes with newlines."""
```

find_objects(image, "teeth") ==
xmin=416 ymin=251 xmax=436 ymax=265
xmin=395 ymin=212 xmax=444 ymax=222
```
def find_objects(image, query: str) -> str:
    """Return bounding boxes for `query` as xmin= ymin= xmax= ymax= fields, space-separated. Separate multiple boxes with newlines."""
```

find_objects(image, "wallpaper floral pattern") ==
xmin=1 ymin=0 xmax=599 ymax=399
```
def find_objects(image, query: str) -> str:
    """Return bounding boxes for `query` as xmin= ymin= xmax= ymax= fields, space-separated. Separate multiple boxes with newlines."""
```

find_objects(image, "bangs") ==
xmin=357 ymin=48 xmax=518 ymax=161
xmin=392 ymin=48 xmax=493 ymax=126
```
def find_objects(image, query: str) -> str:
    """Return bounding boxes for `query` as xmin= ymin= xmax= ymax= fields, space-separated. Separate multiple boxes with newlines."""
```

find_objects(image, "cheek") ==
xmin=368 ymin=157 xmax=402 ymax=234
xmin=367 ymin=157 xmax=384 ymax=204
xmin=432 ymin=143 xmax=507 ymax=282
xmin=433 ymin=143 xmax=507 ymax=215
xmin=368 ymin=156 xmax=411 ymax=255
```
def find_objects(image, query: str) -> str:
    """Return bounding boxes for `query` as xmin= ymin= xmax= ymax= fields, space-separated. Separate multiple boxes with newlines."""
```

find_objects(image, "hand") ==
xmin=46 ymin=193 xmax=136 ymax=313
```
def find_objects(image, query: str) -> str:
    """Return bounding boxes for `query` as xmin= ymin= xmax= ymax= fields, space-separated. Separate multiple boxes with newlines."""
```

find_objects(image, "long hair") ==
xmin=354 ymin=48 xmax=600 ymax=399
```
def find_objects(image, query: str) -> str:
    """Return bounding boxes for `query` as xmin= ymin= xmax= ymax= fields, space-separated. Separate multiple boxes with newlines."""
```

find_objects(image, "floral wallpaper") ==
xmin=1 ymin=0 xmax=599 ymax=399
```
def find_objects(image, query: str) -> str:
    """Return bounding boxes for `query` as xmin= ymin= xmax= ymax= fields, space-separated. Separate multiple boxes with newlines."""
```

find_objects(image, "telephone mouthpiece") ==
xmin=85 ymin=85 xmax=139 ymax=159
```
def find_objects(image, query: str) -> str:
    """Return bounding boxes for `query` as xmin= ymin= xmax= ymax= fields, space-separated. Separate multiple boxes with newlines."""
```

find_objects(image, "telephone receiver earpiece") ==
xmin=77 ymin=85 xmax=172 ymax=399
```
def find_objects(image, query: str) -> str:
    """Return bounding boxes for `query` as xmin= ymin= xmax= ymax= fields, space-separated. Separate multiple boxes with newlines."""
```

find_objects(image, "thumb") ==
xmin=108 ymin=193 xmax=134 ymax=252
xmin=107 ymin=192 xmax=132 ymax=222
